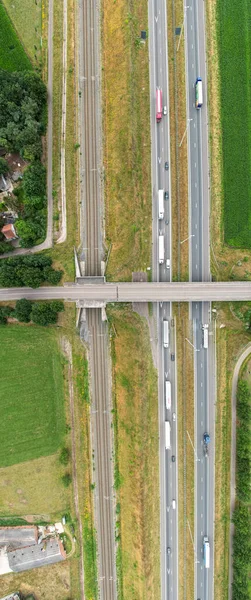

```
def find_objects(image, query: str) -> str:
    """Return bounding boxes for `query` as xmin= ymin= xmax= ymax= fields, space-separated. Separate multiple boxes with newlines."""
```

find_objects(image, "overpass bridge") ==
xmin=1 ymin=281 xmax=251 ymax=303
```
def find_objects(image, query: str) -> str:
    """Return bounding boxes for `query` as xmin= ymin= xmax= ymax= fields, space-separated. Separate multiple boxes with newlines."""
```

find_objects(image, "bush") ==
xmin=236 ymin=381 xmax=251 ymax=503
xmin=15 ymin=298 xmax=32 ymax=322
xmin=31 ymin=301 xmax=64 ymax=326
xmin=0 ymin=157 xmax=8 ymax=175
xmin=59 ymin=447 xmax=70 ymax=466
xmin=0 ymin=255 xmax=62 ymax=288
xmin=62 ymin=473 xmax=72 ymax=488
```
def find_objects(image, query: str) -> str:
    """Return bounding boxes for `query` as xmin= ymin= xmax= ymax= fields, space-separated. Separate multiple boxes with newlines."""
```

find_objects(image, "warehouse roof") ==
xmin=0 ymin=527 xmax=37 ymax=550
xmin=8 ymin=538 xmax=66 ymax=572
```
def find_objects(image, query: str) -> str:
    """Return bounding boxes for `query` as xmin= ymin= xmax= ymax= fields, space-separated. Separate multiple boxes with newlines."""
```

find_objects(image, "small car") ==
xmin=163 ymin=106 xmax=167 ymax=115
xmin=164 ymin=191 xmax=169 ymax=200
xmin=171 ymin=353 xmax=175 ymax=361
xmin=165 ymin=219 xmax=169 ymax=225
xmin=172 ymin=412 xmax=176 ymax=422
xmin=172 ymin=500 xmax=176 ymax=509
xmin=167 ymin=546 xmax=171 ymax=554
xmin=166 ymin=259 xmax=170 ymax=269
xmin=165 ymin=161 xmax=169 ymax=170
xmin=171 ymin=455 xmax=175 ymax=462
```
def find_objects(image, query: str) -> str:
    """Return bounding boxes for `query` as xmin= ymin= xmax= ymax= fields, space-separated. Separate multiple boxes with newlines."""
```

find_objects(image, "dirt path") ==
xmin=57 ymin=0 xmax=68 ymax=244
xmin=62 ymin=337 xmax=85 ymax=600
xmin=228 ymin=342 xmax=251 ymax=599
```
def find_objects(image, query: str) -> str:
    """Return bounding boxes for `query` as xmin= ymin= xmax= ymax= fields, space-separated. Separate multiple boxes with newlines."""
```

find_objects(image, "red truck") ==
xmin=156 ymin=88 xmax=162 ymax=122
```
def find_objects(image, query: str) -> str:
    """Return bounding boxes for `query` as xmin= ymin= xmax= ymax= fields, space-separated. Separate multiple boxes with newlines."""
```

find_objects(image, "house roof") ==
xmin=0 ymin=594 xmax=21 ymax=600
xmin=1 ymin=224 xmax=17 ymax=240
xmin=0 ymin=526 xmax=38 ymax=550
xmin=8 ymin=538 xmax=66 ymax=572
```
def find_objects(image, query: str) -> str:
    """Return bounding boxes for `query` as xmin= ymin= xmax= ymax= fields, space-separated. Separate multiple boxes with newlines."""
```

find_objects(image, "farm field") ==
xmin=2 ymin=0 xmax=42 ymax=64
xmin=0 ymin=325 xmax=65 ymax=468
xmin=0 ymin=3 xmax=32 ymax=71
xmin=217 ymin=0 xmax=251 ymax=248
xmin=108 ymin=305 xmax=160 ymax=600
xmin=0 ymin=560 xmax=71 ymax=600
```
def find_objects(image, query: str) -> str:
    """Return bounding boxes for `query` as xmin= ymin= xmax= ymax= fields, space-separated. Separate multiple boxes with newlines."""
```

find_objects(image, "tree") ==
xmin=0 ymin=255 xmax=61 ymax=288
xmin=0 ymin=242 xmax=14 ymax=254
xmin=0 ymin=157 xmax=8 ymax=176
xmin=16 ymin=266 xmax=44 ymax=288
xmin=31 ymin=301 xmax=64 ymax=326
xmin=15 ymin=219 xmax=38 ymax=247
xmin=61 ymin=473 xmax=72 ymax=488
xmin=43 ymin=266 xmax=63 ymax=285
xmin=59 ymin=447 xmax=70 ymax=466
xmin=15 ymin=298 xmax=32 ymax=322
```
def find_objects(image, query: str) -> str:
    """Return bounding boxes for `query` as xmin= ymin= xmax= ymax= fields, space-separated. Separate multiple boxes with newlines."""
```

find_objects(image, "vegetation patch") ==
xmin=0 ymin=3 xmax=32 ymax=71
xmin=0 ymin=255 xmax=62 ymax=288
xmin=2 ymin=0 xmax=42 ymax=65
xmin=108 ymin=304 xmax=160 ymax=599
xmin=0 ymin=325 xmax=65 ymax=467
xmin=217 ymin=0 xmax=251 ymax=248
xmin=103 ymin=0 xmax=151 ymax=281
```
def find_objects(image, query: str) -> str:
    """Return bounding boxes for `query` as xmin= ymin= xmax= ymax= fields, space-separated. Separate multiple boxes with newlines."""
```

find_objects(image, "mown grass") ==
xmin=2 ymin=0 xmax=42 ymax=65
xmin=0 ymin=325 xmax=65 ymax=467
xmin=103 ymin=0 xmax=152 ymax=281
xmin=217 ymin=0 xmax=251 ymax=248
xmin=50 ymin=0 xmax=79 ymax=280
xmin=107 ymin=304 xmax=160 ymax=600
xmin=0 ymin=3 xmax=32 ymax=71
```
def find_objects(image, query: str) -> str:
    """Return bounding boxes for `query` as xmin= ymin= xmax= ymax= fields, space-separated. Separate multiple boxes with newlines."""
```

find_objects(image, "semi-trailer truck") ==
xmin=202 ymin=324 xmax=209 ymax=349
xmin=195 ymin=77 xmax=203 ymax=108
xmin=163 ymin=320 xmax=169 ymax=348
xmin=159 ymin=234 xmax=164 ymax=264
xmin=165 ymin=381 xmax=171 ymax=410
xmin=203 ymin=536 xmax=210 ymax=568
xmin=156 ymin=88 xmax=162 ymax=122
xmin=165 ymin=421 xmax=171 ymax=449
xmin=158 ymin=189 xmax=164 ymax=220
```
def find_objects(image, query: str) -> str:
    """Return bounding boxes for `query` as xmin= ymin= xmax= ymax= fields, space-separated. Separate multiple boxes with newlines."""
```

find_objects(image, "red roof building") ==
xmin=1 ymin=224 xmax=18 ymax=241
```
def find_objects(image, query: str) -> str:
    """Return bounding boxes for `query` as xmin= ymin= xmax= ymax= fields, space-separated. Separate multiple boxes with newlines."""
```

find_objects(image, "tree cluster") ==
xmin=236 ymin=380 xmax=251 ymax=503
xmin=0 ymin=70 xmax=47 ymax=248
xmin=0 ymin=255 xmax=63 ymax=288
xmin=0 ymin=70 xmax=46 ymax=160
xmin=15 ymin=162 xmax=47 ymax=247
xmin=0 ymin=298 xmax=64 ymax=326
xmin=232 ymin=504 xmax=251 ymax=600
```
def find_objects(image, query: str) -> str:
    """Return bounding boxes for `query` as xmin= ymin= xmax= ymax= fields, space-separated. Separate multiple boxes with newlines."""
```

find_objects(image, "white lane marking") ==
xmin=200 ymin=383 xmax=203 ymax=388
xmin=191 ymin=24 xmax=193 ymax=29
xmin=160 ymin=49 xmax=162 ymax=54
xmin=201 ymin=495 xmax=203 ymax=500
xmin=192 ymin=44 xmax=194 ymax=49
xmin=155 ymin=16 xmax=159 ymax=22
xmin=159 ymin=28 xmax=161 ymax=34
xmin=196 ymin=264 xmax=198 ymax=270
xmin=201 ymin=514 xmax=203 ymax=519
xmin=201 ymin=421 xmax=203 ymax=426
xmin=196 ymin=244 xmax=198 ymax=249
xmin=194 ymin=122 xmax=196 ymax=128
xmin=194 ymin=162 xmax=197 ymax=168
xmin=195 ymin=182 xmax=197 ymax=188
xmin=201 ymin=477 xmax=203 ymax=483
xmin=201 ymin=401 xmax=203 ymax=407
xmin=158 ymin=157 xmax=161 ymax=164
xmin=195 ymin=223 xmax=198 ymax=229
xmin=201 ymin=362 xmax=203 ymax=368
xmin=194 ymin=142 xmax=196 ymax=148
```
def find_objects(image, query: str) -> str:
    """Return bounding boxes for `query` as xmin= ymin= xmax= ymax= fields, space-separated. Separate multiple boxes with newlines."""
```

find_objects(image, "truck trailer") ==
xmin=165 ymin=381 xmax=171 ymax=410
xmin=165 ymin=421 xmax=171 ymax=449
xmin=159 ymin=234 xmax=164 ymax=264
xmin=156 ymin=88 xmax=163 ymax=122
xmin=158 ymin=189 xmax=164 ymax=220
xmin=202 ymin=324 xmax=209 ymax=349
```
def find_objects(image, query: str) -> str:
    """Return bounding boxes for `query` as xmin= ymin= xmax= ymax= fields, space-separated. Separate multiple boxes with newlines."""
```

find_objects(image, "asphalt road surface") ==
xmin=185 ymin=1 xmax=214 ymax=598
xmin=78 ymin=1 xmax=116 ymax=598
xmin=148 ymin=0 xmax=177 ymax=598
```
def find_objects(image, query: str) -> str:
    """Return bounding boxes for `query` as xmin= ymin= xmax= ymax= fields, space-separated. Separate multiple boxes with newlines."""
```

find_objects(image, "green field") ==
xmin=0 ymin=3 xmax=32 ymax=71
xmin=2 ymin=0 xmax=42 ymax=63
xmin=217 ymin=0 xmax=251 ymax=248
xmin=0 ymin=325 xmax=65 ymax=467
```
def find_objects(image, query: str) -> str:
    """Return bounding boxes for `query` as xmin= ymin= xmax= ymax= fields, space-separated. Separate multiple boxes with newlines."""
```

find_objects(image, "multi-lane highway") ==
xmin=78 ymin=1 xmax=117 ymax=598
xmin=184 ymin=1 xmax=214 ymax=598
xmin=148 ymin=0 xmax=177 ymax=598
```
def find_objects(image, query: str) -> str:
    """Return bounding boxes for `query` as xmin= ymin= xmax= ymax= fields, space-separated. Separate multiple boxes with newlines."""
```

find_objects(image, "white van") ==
xmin=166 ymin=258 xmax=170 ymax=269
xmin=172 ymin=500 xmax=176 ymax=510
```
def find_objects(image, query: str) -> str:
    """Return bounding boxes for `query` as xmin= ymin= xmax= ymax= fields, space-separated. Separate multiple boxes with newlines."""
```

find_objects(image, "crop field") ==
xmin=2 ymin=0 xmax=42 ymax=63
xmin=0 ymin=325 xmax=65 ymax=468
xmin=217 ymin=0 xmax=251 ymax=248
xmin=0 ymin=3 xmax=32 ymax=71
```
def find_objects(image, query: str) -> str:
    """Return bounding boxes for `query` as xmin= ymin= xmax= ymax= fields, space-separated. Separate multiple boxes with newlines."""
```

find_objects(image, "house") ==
xmin=0 ymin=594 xmax=21 ymax=600
xmin=0 ymin=526 xmax=66 ymax=575
xmin=1 ymin=224 xmax=18 ymax=241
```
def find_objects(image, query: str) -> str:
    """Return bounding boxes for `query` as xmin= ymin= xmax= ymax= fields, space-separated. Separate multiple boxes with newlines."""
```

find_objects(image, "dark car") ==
xmin=171 ymin=455 xmax=175 ymax=462
xmin=165 ymin=161 xmax=169 ymax=170
xmin=167 ymin=547 xmax=171 ymax=554
xmin=164 ymin=191 xmax=169 ymax=200
xmin=171 ymin=353 xmax=175 ymax=361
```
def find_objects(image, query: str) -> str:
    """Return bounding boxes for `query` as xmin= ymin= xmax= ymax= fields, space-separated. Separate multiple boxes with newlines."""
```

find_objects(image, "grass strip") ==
xmin=0 ymin=3 xmax=32 ymax=71
xmin=102 ymin=0 xmax=151 ymax=281
xmin=108 ymin=304 xmax=160 ymax=599
xmin=2 ymin=0 xmax=42 ymax=65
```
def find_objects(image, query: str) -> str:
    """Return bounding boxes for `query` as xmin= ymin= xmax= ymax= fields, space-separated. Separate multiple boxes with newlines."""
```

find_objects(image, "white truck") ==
xmin=165 ymin=381 xmax=171 ymax=410
xmin=159 ymin=234 xmax=164 ymax=264
xmin=203 ymin=536 xmax=210 ymax=569
xmin=165 ymin=421 xmax=171 ymax=449
xmin=163 ymin=320 xmax=169 ymax=348
xmin=202 ymin=324 xmax=209 ymax=349
xmin=158 ymin=189 xmax=164 ymax=220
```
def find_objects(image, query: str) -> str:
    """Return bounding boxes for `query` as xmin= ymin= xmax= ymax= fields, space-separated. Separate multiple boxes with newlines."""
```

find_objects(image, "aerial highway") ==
xmin=184 ymin=1 xmax=214 ymax=598
xmin=148 ymin=0 xmax=177 ymax=598
xmin=1 ymin=281 xmax=251 ymax=302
